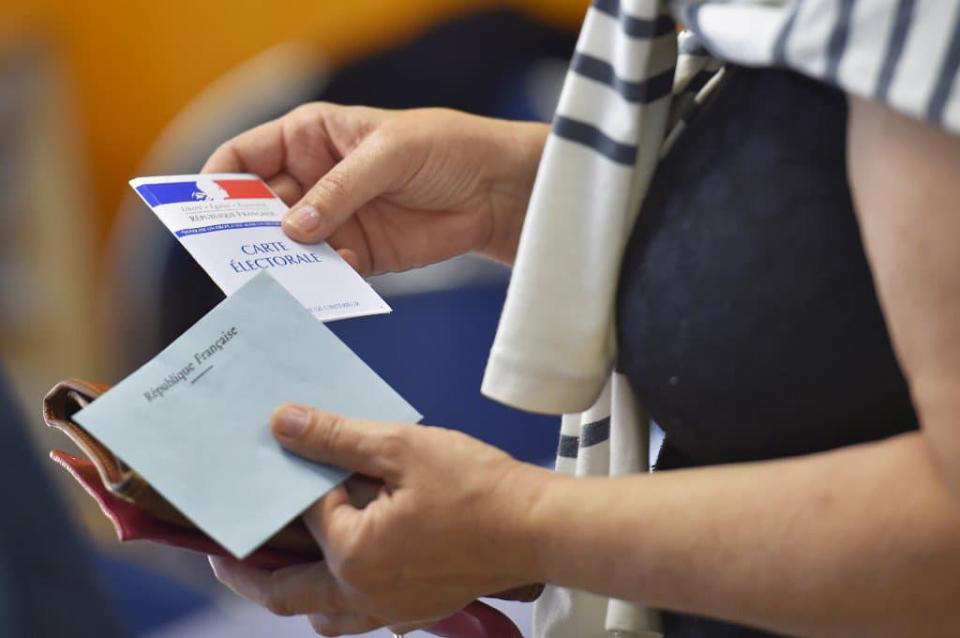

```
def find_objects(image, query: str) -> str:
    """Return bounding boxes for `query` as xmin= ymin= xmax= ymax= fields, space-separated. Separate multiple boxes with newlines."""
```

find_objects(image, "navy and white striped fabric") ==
xmin=482 ymin=2 xmax=960 ymax=636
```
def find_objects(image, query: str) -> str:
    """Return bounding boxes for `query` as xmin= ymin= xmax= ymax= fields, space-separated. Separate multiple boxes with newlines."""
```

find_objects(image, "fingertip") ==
xmin=280 ymin=217 xmax=304 ymax=242
xmin=270 ymin=404 xmax=311 ymax=442
xmin=209 ymin=555 xmax=245 ymax=582
xmin=208 ymin=555 xmax=224 ymax=575
xmin=282 ymin=205 xmax=326 ymax=243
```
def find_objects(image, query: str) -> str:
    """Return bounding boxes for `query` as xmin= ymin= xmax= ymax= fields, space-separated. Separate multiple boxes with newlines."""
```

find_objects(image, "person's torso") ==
xmin=616 ymin=66 xmax=918 ymax=637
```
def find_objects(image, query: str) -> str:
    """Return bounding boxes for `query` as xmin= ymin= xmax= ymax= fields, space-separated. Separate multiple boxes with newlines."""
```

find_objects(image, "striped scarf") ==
xmin=481 ymin=1 xmax=960 ymax=636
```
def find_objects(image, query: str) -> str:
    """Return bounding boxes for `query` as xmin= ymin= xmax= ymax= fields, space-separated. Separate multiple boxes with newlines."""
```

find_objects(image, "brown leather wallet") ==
xmin=43 ymin=379 xmax=544 ymax=600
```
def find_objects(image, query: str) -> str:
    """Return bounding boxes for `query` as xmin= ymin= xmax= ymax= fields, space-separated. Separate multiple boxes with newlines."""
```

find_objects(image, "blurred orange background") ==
xmin=3 ymin=0 xmax=586 ymax=242
xmin=0 ymin=4 xmax=587 ymax=633
xmin=1 ymin=0 xmax=588 ymax=531
xmin=0 ymin=0 xmax=587 ymax=451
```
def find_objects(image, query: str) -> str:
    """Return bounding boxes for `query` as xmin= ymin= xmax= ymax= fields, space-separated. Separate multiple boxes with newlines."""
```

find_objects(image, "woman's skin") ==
xmin=203 ymin=104 xmax=548 ymax=273
xmin=203 ymin=98 xmax=960 ymax=636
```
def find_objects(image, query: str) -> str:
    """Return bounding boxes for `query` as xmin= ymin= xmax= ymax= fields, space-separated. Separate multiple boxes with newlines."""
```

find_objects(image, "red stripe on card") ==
xmin=214 ymin=179 xmax=275 ymax=199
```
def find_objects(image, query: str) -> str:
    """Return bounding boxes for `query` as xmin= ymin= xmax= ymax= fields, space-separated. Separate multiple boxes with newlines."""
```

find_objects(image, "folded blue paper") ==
xmin=75 ymin=271 xmax=421 ymax=558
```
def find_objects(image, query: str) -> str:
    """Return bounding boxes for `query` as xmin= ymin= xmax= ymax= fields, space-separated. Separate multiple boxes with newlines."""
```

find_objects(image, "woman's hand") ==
xmin=210 ymin=405 xmax=549 ymax=636
xmin=202 ymin=105 xmax=548 ymax=274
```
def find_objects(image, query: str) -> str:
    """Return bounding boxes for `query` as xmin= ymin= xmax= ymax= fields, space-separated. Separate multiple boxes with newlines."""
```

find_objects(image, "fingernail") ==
xmin=273 ymin=405 xmax=310 ymax=439
xmin=285 ymin=205 xmax=322 ymax=234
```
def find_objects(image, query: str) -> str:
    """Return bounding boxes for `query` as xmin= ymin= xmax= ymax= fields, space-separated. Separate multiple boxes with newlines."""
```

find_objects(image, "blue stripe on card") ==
xmin=174 ymin=222 xmax=282 ymax=237
xmin=137 ymin=182 xmax=204 ymax=206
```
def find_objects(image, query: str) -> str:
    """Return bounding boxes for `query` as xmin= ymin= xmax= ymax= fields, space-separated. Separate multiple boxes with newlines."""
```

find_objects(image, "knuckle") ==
xmin=314 ymin=412 xmax=346 ymax=453
xmin=210 ymin=140 xmax=234 ymax=159
xmin=282 ymin=103 xmax=333 ymax=161
xmin=376 ymin=428 xmax=410 ymax=462
xmin=368 ymin=124 xmax=412 ymax=166
xmin=367 ymin=123 xmax=397 ymax=150
xmin=287 ymin=102 xmax=325 ymax=125
xmin=312 ymin=172 xmax=351 ymax=207
xmin=207 ymin=139 xmax=243 ymax=171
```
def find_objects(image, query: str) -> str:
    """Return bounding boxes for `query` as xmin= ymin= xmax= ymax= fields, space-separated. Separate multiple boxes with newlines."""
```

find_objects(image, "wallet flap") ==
xmin=50 ymin=449 xmax=321 ymax=568
xmin=44 ymin=380 xmax=319 ymax=554
xmin=43 ymin=379 xmax=139 ymax=492
xmin=42 ymin=380 xmax=207 ymax=531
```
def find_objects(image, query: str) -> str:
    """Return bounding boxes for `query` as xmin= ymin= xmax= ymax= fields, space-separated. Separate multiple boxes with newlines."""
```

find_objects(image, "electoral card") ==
xmin=130 ymin=173 xmax=390 ymax=321
xmin=74 ymin=271 xmax=420 ymax=559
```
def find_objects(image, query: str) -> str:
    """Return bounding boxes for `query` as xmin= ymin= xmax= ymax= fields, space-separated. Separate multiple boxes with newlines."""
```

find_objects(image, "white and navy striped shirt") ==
xmin=481 ymin=1 xmax=960 ymax=636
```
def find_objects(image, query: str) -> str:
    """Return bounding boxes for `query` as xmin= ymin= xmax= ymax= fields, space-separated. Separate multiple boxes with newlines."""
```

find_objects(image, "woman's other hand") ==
xmin=203 ymin=105 xmax=547 ymax=274
xmin=209 ymin=404 xmax=549 ymax=635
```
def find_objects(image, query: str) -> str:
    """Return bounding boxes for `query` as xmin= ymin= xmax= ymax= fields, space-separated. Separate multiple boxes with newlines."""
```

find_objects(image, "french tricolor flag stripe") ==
xmin=135 ymin=178 xmax=275 ymax=206
xmin=213 ymin=179 xmax=275 ymax=199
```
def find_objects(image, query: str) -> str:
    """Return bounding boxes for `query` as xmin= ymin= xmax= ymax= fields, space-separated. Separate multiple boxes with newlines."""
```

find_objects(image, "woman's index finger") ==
xmin=201 ymin=118 xmax=287 ymax=177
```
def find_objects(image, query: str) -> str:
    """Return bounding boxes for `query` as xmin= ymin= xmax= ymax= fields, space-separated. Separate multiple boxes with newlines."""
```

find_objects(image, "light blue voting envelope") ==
xmin=74 ymin=271 xmax=421 ymax=559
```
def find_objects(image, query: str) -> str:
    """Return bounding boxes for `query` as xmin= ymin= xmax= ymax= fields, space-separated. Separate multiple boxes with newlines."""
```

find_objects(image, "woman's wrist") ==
xmin=515 ymin=472 xmax=624 ymax=591
xmin=477 ymin=120 xmax=549 ymax=265
xmin=487 ymin=460 xmax=564 ymax=586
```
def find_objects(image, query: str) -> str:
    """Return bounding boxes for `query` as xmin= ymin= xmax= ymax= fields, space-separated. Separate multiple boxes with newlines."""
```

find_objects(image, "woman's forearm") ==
xmin=521 ymin=432 xmax=960 ymax=636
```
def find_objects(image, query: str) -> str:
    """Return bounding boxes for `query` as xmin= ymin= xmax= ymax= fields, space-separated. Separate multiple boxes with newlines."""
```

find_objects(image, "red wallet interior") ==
xmin=50 ymin=450 xmax=523 ymax=638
